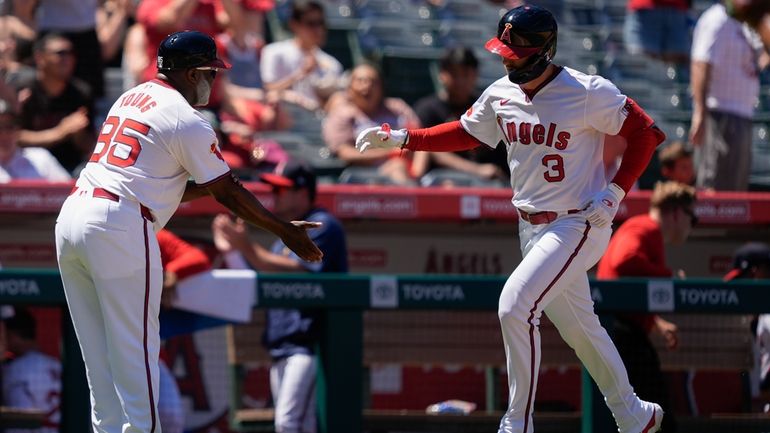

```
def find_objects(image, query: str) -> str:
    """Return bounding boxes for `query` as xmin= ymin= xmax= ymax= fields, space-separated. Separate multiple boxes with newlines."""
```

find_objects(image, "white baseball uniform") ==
xmin=460 ymin=67 xmax=657 ymax=433
xmin=55 ymin=78 xmax=230 ymax=433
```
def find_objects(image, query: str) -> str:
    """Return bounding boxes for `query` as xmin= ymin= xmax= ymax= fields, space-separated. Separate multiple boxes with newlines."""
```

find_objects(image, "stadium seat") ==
xmin=380 ymin=51 xmax=441 ymax=105
xmin=433 ymin=0 xmax=506 ymax=22
xmin=420 ymin=169 xmax=506 ymax=188
xmin=357 ymin=18 xmax=438 ymax=54
xmin=338 ymin=166 xmax=400 ymax=185
xmin=437 ymin=21 xmax=491 ymax=49
xmin=281 ymin=102 xmax=324 ymax=140
xmin=751 ymin=128 xmax=770 ymax=190
xmin=354 ymin=0 xmax=435 ymax=21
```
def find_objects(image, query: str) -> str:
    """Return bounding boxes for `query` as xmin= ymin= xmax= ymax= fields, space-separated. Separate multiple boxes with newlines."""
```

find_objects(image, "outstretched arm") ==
xmin=356 ymin=121 xmax=483 ymax=153
xmin=192 ymin=173 xmax=323 ymax=263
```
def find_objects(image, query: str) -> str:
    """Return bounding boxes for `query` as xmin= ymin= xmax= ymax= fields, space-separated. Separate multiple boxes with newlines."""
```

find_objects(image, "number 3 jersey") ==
xmin=460 ymin=66 xmax=629 ymax=213
xmin=78 ymin=79 xmax=230 ymax=229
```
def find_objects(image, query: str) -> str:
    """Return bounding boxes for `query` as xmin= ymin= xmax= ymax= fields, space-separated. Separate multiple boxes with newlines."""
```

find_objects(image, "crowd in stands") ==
xmin=0 ymin=0 xmax=767 ymax=190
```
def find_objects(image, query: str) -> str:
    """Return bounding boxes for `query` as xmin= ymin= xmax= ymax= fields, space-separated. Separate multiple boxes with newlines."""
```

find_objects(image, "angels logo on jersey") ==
xmin=501 ymin=120 xmax=571 ymax=150
xmin=210 ymin=143 xmax=224 ymax=162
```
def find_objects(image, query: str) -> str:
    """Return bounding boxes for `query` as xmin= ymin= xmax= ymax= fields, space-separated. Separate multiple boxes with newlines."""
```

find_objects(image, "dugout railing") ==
xmin=0 ymin=270 xmax=768 ymax=433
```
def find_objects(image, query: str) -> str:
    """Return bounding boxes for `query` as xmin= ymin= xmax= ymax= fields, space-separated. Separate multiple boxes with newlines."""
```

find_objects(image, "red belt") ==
xmin=518 ymin=208 xmax=580 ymax=225
xmin=70 ymin=186 xmax=155 ymax=222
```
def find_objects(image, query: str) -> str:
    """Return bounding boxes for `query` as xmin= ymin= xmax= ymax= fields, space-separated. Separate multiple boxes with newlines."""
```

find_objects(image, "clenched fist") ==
xmin=355 ymin=123 xmax=408 ymax=153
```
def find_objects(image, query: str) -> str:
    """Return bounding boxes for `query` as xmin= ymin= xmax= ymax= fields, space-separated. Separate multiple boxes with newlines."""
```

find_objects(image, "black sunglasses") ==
xmin=48 ymin=48 xmax=74 ymax=57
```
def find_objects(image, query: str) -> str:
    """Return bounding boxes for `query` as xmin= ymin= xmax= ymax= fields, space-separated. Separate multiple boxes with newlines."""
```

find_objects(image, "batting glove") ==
xmin=355 ymin=123 xmax=408 ymax=153
xmin=581 ymin=183 xmax=625 ymax=228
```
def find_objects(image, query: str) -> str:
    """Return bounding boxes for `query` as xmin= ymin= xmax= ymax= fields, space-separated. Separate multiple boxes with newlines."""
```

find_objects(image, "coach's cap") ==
xmin=260 ymin=160 xmax=317 ymax=192
xmin=157 ymin=30 xmax=231 ymax=71
xmin=723 ymin=242 xmax=770 ymax=281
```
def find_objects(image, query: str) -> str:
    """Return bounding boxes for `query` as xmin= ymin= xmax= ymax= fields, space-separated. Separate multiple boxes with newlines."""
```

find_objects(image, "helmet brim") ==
xmin=484 ymin=38 xmax=541 ymax=60
xmin=201 ymin=58 xmax=232 ymax=70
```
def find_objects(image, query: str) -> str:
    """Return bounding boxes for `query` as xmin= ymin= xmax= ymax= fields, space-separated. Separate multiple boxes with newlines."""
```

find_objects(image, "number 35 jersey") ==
xmin=460 ymin=66 xmax=629 ymax=213
xmin=78 ymin=79 xmax=230 ymax=229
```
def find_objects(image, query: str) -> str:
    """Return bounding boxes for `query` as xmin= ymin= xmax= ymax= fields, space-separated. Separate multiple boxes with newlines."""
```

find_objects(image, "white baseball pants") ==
xmin=56 ymin=188 xmax=162 ymax=433
xmin=497 ymin=214 xmax=650 ymax=433
xmin=270 ymin=353 xmax=317 ymax=433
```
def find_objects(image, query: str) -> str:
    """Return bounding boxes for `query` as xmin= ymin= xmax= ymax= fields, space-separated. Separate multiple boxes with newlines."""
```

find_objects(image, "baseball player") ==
xmin=356 ymin=6 xmax=665 ymax=433
xmin=55 ymin=30 xmax=322 ymax=433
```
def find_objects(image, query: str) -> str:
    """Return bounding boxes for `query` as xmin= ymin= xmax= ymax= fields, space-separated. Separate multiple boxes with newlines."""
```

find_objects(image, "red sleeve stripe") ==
xmin=612 ymin=99 xmax=666 ymax=193
xmin=405 ymin=121 xmax=484 ymax=152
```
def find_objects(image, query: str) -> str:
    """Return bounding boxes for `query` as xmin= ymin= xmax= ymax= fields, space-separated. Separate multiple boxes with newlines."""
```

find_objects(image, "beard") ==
xmin=194 ymin=78 xmax=212 ymax=106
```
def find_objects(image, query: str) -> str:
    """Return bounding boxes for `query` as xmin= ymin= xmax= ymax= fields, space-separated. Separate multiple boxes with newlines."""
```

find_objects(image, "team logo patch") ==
xmin=500 ymin=23 xmax=513 ymax=44
xmin=210 ymin=143 xmax=224 ymax=162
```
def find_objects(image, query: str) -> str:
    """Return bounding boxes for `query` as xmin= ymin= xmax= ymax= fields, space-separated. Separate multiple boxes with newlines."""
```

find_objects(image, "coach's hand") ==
xmin=581 ymin=183 xmax=625 ymax=228
xmin=280 ymin=221 xmax=324 ymax=262
xmin=355 ymin=123 xmax=407 ymax=153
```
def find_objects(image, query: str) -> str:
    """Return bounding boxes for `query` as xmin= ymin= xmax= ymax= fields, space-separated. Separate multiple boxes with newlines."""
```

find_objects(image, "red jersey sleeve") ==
xmin=612 ymin=99 xmax=666 ymax=193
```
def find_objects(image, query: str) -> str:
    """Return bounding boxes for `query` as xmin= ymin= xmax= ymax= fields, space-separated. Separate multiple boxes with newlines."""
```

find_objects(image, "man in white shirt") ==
xmin=690 ymin=1 xmax=768 ymax=191
xmin=259 ymin=0 xmax=343 ymax=111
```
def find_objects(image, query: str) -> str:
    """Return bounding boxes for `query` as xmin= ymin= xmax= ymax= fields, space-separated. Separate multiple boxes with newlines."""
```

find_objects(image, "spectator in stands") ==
xmin=323 ymin=63 xmax=427 ymax=185
xmin=17 ymin=33 xmax=93 ymax=175
xmin=0 ymin=10 xmax=36 ymax=96
xmin=413 ymin=46 xmax=508 ymax=185
xmin=597 ymin=180 xmax=698 ymax=433
xmin=211 ymin=160 xmax=348 ymax=433
xmin=0 ymin=97 xmax=70 ymax=182
xmin=1 ymin=307 xmax=62 ymax=433
xmin=690 ymin=1 xmax=769 ymax=191
xmin=136 ymin=0 xmax=233 ymax=86
xmin=96 ymin=0 xmax=136 ymax=65
xmin=624 ymin=0 xmax=691 ymax=64
xmin=121 ymin=22 xmax=148 ymax=91
xmin=218 ymin=117 xmax=290 ymax=178
xmin=260 ymin=0 xmax=343 ymax=111
xmin=658 ymin=141 xmax=694 ymax=185
xmin=18 ymin=0 xmax=107 ymax=98
xmin=218 ymin=0 xmax=273 ymax=91
xmin=723 ymin=242 xmax=770 ymax=411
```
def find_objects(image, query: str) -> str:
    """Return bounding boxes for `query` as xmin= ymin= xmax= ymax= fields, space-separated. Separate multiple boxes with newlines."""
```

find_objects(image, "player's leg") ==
xmin=497 ymin=217 xmax=605 ymax=433
xmin=272 ymin=353 xmax=317 ymax=433
xmin=56 ymin=203 xmax=125 ymax=433
xmin=544 ymin=274 xmax=660 ymax=433
xmin=85 ymin=211 xmax=163 ymax=433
